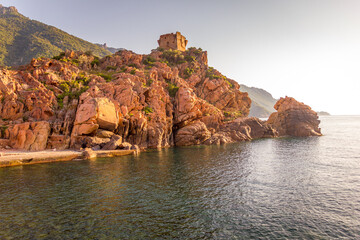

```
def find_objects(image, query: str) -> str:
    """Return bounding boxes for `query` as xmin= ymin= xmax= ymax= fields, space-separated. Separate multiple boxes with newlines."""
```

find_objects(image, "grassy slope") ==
xmin=240 ymin=84 xmax=277 ymax=118
xmin=0 ymin=8 xmax=111 ymax=66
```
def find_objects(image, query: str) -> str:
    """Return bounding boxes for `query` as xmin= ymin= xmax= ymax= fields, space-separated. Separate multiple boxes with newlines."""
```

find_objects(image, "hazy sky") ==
xmin=1 ymin=0 xmax=360 ymax=115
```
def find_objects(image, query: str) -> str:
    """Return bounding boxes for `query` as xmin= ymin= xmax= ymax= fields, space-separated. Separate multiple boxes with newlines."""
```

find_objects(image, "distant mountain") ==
xmin=95 ymin=43 xmax=124 ymax=54
xmin=240 ymin=84 xmax=277 ymax=118
xmin=317 ymin=111 xmax=330 ymax=116
xmin=0 ymin=5 xmax=111 ymax=66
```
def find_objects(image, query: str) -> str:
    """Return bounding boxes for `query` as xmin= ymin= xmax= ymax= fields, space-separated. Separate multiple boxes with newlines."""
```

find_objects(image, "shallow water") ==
xmin=0 ymin=116 xmax=359 ymax=239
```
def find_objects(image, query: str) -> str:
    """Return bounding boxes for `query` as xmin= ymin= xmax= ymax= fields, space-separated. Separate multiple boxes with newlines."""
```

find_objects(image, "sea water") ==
xmin=0 ymin=116 xmax=359 ymax=239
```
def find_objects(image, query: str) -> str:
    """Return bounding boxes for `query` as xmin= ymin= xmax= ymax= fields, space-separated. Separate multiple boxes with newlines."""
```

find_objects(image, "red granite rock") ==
xmin=267 ymin=97 xmax=322 ymax=137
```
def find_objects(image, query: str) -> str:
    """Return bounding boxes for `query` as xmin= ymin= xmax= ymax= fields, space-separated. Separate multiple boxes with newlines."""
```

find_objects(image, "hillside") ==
xmin=0 ymin=5 xmax=111 ymax=66
xmin=240 ymin=84 xmax=277 ymax=118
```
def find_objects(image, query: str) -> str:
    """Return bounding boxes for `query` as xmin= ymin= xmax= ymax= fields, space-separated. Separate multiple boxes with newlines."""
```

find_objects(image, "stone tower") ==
xmin=158 ymin=32 xmax=188 ymax=51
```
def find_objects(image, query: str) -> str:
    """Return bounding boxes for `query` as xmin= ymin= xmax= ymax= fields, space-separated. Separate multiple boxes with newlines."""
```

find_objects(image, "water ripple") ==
xmin=0 ymin=116 xmax=359 ymax=239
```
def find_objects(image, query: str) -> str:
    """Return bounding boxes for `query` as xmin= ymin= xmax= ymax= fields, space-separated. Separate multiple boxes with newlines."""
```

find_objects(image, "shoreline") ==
xmin=0 ymin=149 xmax=136 ymax=168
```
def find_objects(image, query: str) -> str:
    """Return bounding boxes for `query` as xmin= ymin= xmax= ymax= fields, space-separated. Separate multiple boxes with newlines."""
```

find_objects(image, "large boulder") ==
xmin=175 ymin=121 xmax=211 ymax=146
xmin=96 ymin=98 xmax=118 ymax=131
xmin=267 ymin=97 xmax=322 ymax=137
xmin=102 ymin=135 xmax=122 ymax=150
xmin=9 ymin=121 xmax=50 ymax=151
xmin=71 ymin=97 xmax=118 ymax=139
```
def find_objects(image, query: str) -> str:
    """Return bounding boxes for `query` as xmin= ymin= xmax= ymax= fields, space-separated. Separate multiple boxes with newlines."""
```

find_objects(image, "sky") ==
xmin=1 ymin=0 xmax=360 ymax=115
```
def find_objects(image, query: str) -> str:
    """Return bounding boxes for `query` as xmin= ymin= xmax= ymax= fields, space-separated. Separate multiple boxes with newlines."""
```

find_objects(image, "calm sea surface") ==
xmin=0 ymin=116 xmax=359 ymax=239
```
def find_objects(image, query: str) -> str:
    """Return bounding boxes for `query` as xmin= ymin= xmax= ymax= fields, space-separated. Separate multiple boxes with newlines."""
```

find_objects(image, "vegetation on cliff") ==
xmin=0 ymin=26 xmax=321 ymax=152
xmin=0 ymin=5 xmax=111 ymax=66
xmin=0 ymin=45 xmax=261 ymax=150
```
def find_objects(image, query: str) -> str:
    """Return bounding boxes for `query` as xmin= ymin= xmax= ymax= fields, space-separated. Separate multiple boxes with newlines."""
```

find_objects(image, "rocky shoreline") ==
xmin=0 ymin=36 xmax=321 ymax=160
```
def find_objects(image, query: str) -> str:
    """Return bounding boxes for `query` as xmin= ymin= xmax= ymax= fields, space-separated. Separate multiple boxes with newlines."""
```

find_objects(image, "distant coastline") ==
xmin=317 ymin=111 xmax=331 ymax=116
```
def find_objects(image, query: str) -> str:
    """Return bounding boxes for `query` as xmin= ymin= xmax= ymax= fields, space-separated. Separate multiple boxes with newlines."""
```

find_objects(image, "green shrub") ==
xmin=52 ymin=52 xmax=65 ymax=60
xmin=187 ymin=47 xmax=202 ymax=55
xmin=85 ymin=50 xmax=93 ymax=56
xmin=185 ymin=55 xmax=196 ymax=62
xmin=76 ymin=73 xmax=91 ymax=86
xmin=144 ymin=106 xmax=154 ymax=114
xmin=225 ymin=79 xmax=233 ymax=88
xmin=161 ymin=49 xmax=184 ymax=65
xmin=194 ymin=48 xmax=202 ymax=55
xmin=71 ymin=59 xmax=79 ymax=66
xmin=205 ymin=67 xmax=223 ymax=80
xmin=167 ymin=83 xmax=179 ymax=97
xmin=128 ymin=63 xmax=137 ymax=68
xmin=160 ymin=60 xmax=169 ymax=66
xmin=91 ymin=57 xmax=100 ymax=67
xmin=0 ymin=125 xmax=8 ymax=137
xmin=143 ymin=56 xmax=157 ymax=66
xmin=147 ymin=79 xmax=153 ymax=86
xmin=106 ymin=66 xmax=117 ymax=71
xmin=224 ymin=110 xmax=243 ymax=120
xmin=97 ymin=73 xmax=112 ymax=82
xmin=59 ymin=82 xmax=70 ymax=93
xmin=184 ymin=68 xmax=194 ymax=79
xmin=130 ymin=69 xmax=136 ymax=75
xmin=57 ymin=86 xmax=89 ymax=108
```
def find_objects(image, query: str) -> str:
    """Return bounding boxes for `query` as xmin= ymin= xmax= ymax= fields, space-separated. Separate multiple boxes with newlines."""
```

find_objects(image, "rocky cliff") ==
xmin=0 ymin=48 xmax=321 ymax=151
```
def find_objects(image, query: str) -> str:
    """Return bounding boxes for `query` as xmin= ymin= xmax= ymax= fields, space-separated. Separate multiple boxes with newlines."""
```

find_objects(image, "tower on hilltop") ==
xmin=158 ymin=32 xmax=188 ymax=51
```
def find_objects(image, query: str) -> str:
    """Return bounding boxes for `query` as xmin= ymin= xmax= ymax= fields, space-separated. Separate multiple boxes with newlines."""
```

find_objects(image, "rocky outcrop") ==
xmin=205 ymin=117 xmax=277 ymax=145
xmin=175 ymin=121 xmax=211 ymax=146
xmin=267 ymin=97 xmax=322 ymax=137
xmin=0 ymin=47 xmax=320 ymax=152
xmin=8 ymin=121 xmax=50 ymax=151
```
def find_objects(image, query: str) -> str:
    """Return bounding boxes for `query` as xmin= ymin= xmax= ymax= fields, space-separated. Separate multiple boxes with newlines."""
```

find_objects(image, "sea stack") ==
xmin=266 ymin=97 xmax=322 ymax=137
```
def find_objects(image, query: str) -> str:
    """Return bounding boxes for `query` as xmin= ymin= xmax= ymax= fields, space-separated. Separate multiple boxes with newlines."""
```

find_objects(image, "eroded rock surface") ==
xmin=267 ymin=97 xmax=322 ymax=137
xmin=0 ymin=47 xmax=320 ymax=152
xmin=9 ymin=121 xmax=50 ymax=151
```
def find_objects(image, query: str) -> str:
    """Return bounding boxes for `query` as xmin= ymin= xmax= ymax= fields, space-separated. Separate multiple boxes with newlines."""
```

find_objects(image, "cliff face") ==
xmin=0 ymin=48 xmax=261 ymax=150
xmin=0 ymin=47 xmax=322 ymax=151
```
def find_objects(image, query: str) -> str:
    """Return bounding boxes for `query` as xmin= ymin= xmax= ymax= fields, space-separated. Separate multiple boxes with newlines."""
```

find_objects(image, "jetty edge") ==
xmin=0 ymin=149 xmax=136 ymax=168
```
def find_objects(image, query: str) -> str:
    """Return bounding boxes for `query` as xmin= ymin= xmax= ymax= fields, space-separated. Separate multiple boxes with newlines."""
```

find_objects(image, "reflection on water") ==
xmin=0 ymin=116 xmax=359 ymax=239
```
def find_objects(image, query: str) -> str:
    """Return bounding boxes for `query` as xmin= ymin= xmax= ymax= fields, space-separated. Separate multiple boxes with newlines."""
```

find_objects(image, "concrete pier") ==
xmin=0 ymin=149 xmax=135 ymax=167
